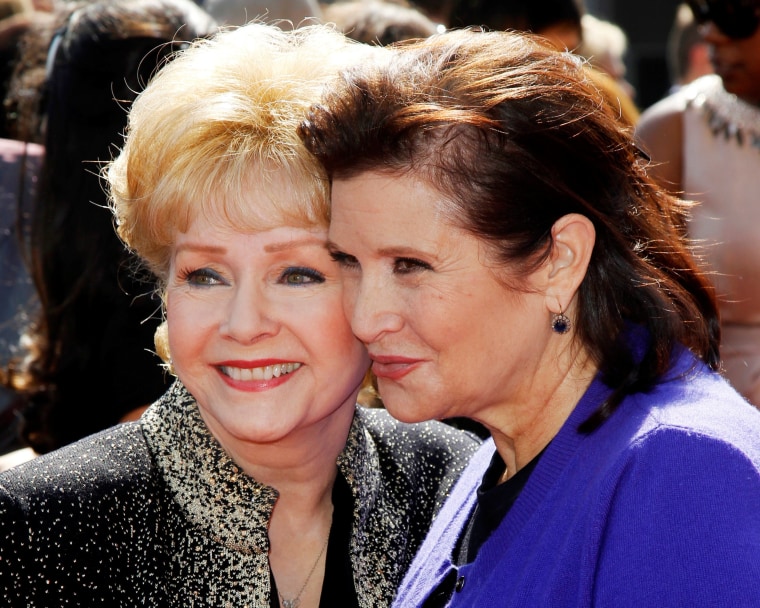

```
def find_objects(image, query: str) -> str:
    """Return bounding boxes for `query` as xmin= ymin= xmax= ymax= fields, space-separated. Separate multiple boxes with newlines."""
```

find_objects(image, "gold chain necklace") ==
xmin=277 ymin=533 xmax=330 ymax=608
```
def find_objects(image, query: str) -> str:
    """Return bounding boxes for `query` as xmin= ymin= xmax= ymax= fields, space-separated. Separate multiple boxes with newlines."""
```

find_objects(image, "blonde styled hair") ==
xmin=107 ymin=22 xmax=374 ymax=281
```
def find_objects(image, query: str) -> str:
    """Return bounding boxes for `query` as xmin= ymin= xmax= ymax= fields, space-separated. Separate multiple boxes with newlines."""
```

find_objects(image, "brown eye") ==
xmin=330 ymin=250 xmax=359 ymax=269
xmin=394 ymin=257 xmax=432 ymax=274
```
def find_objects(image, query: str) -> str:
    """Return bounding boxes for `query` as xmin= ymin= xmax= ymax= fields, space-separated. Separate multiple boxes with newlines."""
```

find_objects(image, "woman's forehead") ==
xmin=177 ymin=161 xmax=327 ymax=229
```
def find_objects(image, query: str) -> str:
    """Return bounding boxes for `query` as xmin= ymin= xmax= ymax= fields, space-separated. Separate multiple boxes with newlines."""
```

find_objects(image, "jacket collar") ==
xmin=141 ymin=381 xmax=383 ymax=557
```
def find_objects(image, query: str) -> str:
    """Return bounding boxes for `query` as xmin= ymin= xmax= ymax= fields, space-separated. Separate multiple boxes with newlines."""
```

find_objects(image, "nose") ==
xmin=345 ymin=273 xmax=403 ymax=345
xmin=220 ymin=284 xmax=278 ymax=344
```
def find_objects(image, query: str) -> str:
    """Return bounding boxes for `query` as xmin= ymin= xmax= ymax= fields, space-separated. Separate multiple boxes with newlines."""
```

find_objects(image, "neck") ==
xmin=269 ymin=466 xmax=337 ymax=538
xmin=268 ymin=461 xmax=337 ymax=608
xmin=483 ymin=341 xmax=597 ymax=479
xmin=202 ymin=402 xmax=355 ymax=495
xmin=248 ymin=444 xmax=343 ymax=505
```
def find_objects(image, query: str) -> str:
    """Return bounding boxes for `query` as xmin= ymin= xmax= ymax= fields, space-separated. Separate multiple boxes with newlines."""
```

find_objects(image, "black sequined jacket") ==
xmin=0 ymin=381 xmax=479 ymax=607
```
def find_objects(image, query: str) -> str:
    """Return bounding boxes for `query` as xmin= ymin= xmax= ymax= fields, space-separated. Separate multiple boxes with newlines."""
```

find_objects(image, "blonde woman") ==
xmin=0 ymin=23 xmax=479 ymax=607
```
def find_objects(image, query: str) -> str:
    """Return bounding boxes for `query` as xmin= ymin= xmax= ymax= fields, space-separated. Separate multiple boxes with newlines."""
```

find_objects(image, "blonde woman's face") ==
xmin=165 ymin=210 xmax=369 ymax=448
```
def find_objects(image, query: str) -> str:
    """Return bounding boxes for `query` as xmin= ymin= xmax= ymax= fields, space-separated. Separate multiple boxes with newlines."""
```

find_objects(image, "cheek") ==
xmin=314 ymin=293 xmax=361 ymax=344
xmin=411 ymin=281 xmax=481 ymax=333
xmin=340 ymin=277 xmax=360 ymax=320
xmin=421 ymin=288 xmax=529 ymax=364
xmin=403 ymin=295 xmax=463 ymax=354
xmin=311 ymin=294 xmax=370 ymax=369
xmin=165 ymin=293 xmax=210 ymax=365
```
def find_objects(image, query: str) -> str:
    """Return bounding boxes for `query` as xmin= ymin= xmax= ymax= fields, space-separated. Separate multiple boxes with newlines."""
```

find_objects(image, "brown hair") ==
xmin=300 ymin=29 xmax=720 ymax=429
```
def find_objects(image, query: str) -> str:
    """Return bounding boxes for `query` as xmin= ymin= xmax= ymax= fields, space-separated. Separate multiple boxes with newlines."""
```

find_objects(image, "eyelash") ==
xmin=181 ymin=267 xmax=225 ymax=286
xmin=179 ymin=266 xmax=324 ymax=287
xmin=394 ymin=257 xmax=432 ymax=274
xmin=279 ymin=266 xmax=325 ymax=285
xmin=330 ymin=250 xmax=359 ymax=268
xmin=330 ymin=251 xmax=432 ymax=274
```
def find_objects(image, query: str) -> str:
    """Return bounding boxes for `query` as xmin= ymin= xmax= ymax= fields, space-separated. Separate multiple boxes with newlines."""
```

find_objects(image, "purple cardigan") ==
xmin=393 ymin=346 xmax=760 ymax=607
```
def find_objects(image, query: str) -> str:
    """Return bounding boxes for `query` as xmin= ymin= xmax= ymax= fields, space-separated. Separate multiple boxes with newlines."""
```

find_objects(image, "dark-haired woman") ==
xmin=300 ymin=28 xmax=760 ymax=607
xmin=1 ymin=0 xmax=216 ymax=463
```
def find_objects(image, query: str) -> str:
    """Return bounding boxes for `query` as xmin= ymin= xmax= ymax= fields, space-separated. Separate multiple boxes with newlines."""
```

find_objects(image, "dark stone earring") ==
xmin=551 ymin=312 xmax=571 ymax=334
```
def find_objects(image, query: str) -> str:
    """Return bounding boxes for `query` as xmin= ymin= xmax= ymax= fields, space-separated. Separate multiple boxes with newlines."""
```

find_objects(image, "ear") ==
xmin=543 ymin=213 xmax=595 ymax=314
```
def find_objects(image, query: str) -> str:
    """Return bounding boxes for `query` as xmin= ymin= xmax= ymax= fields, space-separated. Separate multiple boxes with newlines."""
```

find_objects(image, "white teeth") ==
xmin=222 ymin=362 xmax=301 ymax=381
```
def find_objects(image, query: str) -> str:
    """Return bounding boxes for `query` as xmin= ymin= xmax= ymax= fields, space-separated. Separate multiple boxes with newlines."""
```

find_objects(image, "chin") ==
xmin=719 ymin=75 xmax=757 ymax=102
xmin=381 ymin=401 xmax=437 ymax=425
xmin=234 ymin=427 xmax=301 ymax=446
xmin=377 ymin=383 xmax=446 ymax=424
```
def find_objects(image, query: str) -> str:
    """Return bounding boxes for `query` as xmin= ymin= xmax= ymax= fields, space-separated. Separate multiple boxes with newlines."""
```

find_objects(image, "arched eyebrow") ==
xmin=264 ymin=236 xmax=327 ymax=253
xmin=174 ymin=243 xmax=226 ymax=255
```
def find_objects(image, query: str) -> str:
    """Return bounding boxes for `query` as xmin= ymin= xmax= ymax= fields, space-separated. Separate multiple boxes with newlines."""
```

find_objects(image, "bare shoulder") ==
xmin=637 ymin=91 xmax=689 ymax=142
xmin=635 ymin=91 xmax=690 ymax=193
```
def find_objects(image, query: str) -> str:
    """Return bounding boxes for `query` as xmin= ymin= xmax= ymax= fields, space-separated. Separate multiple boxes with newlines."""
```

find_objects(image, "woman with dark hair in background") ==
xmin=448 ymin=0 xmax=585 ymax=47
xmin=0 ymin=0 xmax=216 ymax=465
xmin=301 ymin=28 xmax=760 ymax=607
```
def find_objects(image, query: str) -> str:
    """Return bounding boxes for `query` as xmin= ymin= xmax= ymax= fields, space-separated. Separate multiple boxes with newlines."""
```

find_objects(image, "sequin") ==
xmin=0 ymin=381 xmax=479 ymax=606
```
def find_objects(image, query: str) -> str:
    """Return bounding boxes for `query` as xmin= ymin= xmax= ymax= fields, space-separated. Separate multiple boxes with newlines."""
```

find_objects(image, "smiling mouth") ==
xmin=220 ymin=363 xmax=302 ymax=381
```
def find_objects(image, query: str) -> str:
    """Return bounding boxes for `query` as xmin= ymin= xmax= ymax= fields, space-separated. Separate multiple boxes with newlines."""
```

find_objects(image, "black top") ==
xmin=270 ymin=472 xmax=359 ymax=608
xmin=457 ymin=447 xmax=544 ymax=565
xmin=422 ymin=448 xmax=545 ymax=608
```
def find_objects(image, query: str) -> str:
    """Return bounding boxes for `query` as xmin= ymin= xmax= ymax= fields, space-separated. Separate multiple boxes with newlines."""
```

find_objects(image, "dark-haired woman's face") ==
xmin=328 ymin=171 xmax=556 ymax=429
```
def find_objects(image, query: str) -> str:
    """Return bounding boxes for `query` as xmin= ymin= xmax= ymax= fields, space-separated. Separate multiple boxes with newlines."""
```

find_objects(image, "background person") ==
xmin=446 ymin=0 xmax=639 ymax=126
xmin=0 ymin=22 xmax=479 ymax=606
xmin=300 ymin=27 xmax=760 ymax=607
xmin=636 ymin=0 xmax=760 ymax=406
xmin=322 ymin=0 xmax=438 ymax=46
xmin=202 ymin=0 xmax=322 ymax=26
xmin=577 ymin=12 xmax=636 ymax=101
xmin=0 ymin=0 xmax=217 ymax=467
xmin=666 ymin=2 xmax=713 ymax=92
xmin=0 ymin=136 xmax=41 ymax=457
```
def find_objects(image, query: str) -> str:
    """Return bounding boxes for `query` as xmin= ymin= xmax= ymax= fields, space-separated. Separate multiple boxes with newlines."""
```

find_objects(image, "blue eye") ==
xmin=184 ymin=268 xmax=225 ymax=286
xmin=280 ymin=266 xmax=325 ymax=285
xmin=394 ymin=257 xmax=432 ymax=274
xmin=330 ymin=250 xmax=359 ymax=269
